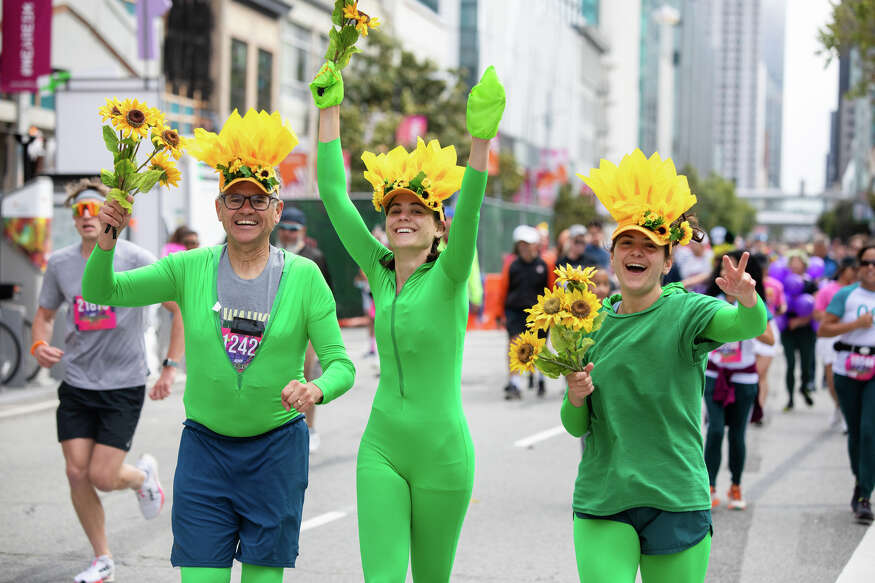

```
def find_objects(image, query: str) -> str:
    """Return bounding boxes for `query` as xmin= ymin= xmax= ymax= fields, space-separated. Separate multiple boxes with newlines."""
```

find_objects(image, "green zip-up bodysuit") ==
xmin=318 ymin=138 xmax=486 ymax=582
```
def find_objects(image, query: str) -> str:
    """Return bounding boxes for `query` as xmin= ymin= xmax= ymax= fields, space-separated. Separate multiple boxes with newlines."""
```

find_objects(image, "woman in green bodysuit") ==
xmin=561 ymin=151 xmax=768 ymax=582
xmin=310 ymin=61 xmax=504 ymax=582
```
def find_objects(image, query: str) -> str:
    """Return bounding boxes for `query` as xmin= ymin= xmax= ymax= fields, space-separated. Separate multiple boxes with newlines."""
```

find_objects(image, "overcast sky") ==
xmin=781 ymin=0 xmax=838 ymax=194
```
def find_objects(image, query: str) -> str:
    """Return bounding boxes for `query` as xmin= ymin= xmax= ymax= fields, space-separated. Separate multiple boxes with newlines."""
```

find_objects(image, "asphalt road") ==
xmin=0 ymin=328 xmax=871 ymax=582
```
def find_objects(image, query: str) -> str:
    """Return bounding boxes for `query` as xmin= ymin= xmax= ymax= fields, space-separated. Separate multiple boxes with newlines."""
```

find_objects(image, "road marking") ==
xmin=836 ymin=522 xmax=875 ymax=583
xmin=514 ymin=425 xmax=565 ymax=448
xmin=0 ymin=399 xmax=58 ymax=420
xmin=301 ymin=510 xmax=348 ymax=531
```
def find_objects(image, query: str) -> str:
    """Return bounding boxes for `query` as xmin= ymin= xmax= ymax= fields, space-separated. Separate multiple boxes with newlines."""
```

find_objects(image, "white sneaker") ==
xmin=135 ymin=454 xmax=164 ymax=520
xmin=829 ymin=407 xmax=844 ymax=429
xmin=74 ymin=555 xmax=114 ymax=582
xmin=309 ymin=432 xmax=321 ymax=453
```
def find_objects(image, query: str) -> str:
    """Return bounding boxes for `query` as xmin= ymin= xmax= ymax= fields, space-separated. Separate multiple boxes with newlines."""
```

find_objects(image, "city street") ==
xmin=1 ymin=327 xmax=873 ymax=582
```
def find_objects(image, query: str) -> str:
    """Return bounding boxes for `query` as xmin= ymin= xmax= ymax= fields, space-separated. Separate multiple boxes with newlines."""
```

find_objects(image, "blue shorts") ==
xmin=575 ymin=507 xmax=712 ymax=555
xmin=171 ymin=416 xmax=309 ymax=568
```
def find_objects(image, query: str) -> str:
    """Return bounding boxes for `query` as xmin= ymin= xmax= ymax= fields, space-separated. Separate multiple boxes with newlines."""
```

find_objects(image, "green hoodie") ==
xmin=83 ymin=245 xmax=355 ymax=437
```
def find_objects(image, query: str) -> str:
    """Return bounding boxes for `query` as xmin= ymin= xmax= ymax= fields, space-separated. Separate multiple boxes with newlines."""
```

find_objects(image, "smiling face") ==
xmin=215 ymin=181 xmax=282 ymax=247
xmin=72 ymin=198 xmax=103 ymax=242
xmin=384 ymin=192 xmax=444 ymax=254
xmin=610 ymin=231 xmax=672 ymax=297
xmin=859 ymin=248 xmax=875 ymax=289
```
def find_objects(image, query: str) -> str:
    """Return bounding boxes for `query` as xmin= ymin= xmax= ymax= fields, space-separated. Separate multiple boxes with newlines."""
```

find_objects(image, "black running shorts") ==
xmin=56 ymin=381 xmax=146 ymax=451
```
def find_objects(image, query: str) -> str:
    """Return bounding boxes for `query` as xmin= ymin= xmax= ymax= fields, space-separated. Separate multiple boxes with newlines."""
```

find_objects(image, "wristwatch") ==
xmin=162 ymin=358 xmax=179 ymax=368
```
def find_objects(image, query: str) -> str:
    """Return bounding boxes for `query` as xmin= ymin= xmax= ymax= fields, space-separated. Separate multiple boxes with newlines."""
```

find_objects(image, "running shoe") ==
xmin=135 ymin=454 xmax=164 ymax=520
xmin=309 ymin=432 xmax=321 ymax=453
xmin=504 ymin=384 xmax=522 ymax=400
xmin=829 ymin=407 xmax=844 ymax=429
xmin=852 ymin=485 xmax=861 ymax=514
xmin=727 ymin=484 xmax=747 ymax=510
xmin=710 ymin=485 xmax=720 ymax=509
xmin=801 ymin=388 xmax=814 ymax=407
xmin=537 ymin=379 xmax=546 ymax=397
xmin=74 ymin=555 xmax=114 ymax=583
xmin=783 ymin=401 xmax=794 ymax=412
xmin=855 ymin=498 xmax=873 ymax=524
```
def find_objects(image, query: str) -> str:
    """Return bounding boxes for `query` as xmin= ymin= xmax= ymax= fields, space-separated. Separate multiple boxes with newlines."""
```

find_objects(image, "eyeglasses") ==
xmin=859 ymin=260 xmax=875 ymax=268
xmin=72 ymin=201 xmax=102 ymax=217
xmin=218 ymin=193 xmax=277 ymax=211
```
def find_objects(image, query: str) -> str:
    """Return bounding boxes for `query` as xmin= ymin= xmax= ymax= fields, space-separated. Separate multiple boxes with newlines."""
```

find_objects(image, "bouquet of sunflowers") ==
xmin=327 ymin=1 xmax=380 ymax=69
xmin=97 ymin=98 xmax=185 ymax=235
xmin=509 ymin=265 xmax=606 ymax=378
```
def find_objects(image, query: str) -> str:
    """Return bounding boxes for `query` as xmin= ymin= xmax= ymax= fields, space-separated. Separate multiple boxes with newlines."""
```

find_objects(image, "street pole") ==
xmin=14 ymin=93 xmax=30 ymax=189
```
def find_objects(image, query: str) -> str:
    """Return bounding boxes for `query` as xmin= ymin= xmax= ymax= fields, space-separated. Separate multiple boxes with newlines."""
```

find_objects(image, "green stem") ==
xmin=136 ymin=147 xmax=162 ymax=173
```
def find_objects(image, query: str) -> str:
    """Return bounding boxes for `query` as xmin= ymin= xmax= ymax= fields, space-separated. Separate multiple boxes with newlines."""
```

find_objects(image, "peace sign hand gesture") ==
xmin=715 ymin=252 xmax=759 ymax=308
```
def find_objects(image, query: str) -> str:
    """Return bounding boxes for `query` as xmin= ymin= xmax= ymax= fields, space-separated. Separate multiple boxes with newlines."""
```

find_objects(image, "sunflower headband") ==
xmin=362 ymin=137 xmax=465 ymax=221
xmin=187 ymin=109 xmax=299 ymax=194
xmin=577 ymin=149 xmax=697 ymax=247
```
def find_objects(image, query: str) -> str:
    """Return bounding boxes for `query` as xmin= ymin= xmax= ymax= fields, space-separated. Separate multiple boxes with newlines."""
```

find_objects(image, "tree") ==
xmin=492 ymin=149 xmax=525 ymax=201
xmin=552 ymin=183 xmax=597 ymax=235
xmin=682 ymin=166 xmax=757 ymax=237
xmin=818 ymin=0 xmax=875 ymax=97
xmin=817 ymin=199 xmax=871 ymax=239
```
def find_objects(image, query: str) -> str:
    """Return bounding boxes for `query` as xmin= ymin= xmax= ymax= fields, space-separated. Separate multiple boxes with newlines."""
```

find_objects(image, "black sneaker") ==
xmin=855 ymin=498 xmax=873 ymax=524
xmin=528 ymin=374 xmax=535 ymax=390
xmin=504 ymin=384 xmax=522 ymax=400
xmin=537 ymin=379 xmax=546 ymax=397
xmin=801 ymin=388 xmax=814 ymax=406
xmin=852 ymin=485 xmax=862 ymax=514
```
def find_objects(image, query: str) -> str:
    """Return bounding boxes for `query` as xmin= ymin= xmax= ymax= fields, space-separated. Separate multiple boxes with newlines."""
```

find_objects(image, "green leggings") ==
xmin=573 ymin=517 xmax=711 ymax=583
xmin=180 ymin=564 xmax=283 ymax=583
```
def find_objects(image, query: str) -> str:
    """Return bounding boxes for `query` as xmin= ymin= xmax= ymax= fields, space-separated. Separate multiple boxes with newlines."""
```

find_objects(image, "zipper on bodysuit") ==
xmin=391 ymin=294 xmax=405 ymax=397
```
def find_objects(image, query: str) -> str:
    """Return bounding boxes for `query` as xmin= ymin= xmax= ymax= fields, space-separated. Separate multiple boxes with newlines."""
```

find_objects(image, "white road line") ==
xmin=301 ymin=510 xmax=348 ymax=532
xmin=514 ymin=425 xmax=566 ymax=448
xmin=0 ymin=399 xmax=58 ymax=420
xmin=835 ymin=522 xmax=875 ymax=583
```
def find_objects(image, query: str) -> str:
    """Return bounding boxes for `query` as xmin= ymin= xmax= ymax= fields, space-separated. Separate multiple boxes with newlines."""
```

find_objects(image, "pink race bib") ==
xmin=73 ymin=295 xmax=117 ymax=331
xmin=716 ymin=341 xmax=743 ymax=364
xmin=845 ymin=353 xmax=875 ymax=381
xmin=222 ymin=327 xmax=263 ymax=371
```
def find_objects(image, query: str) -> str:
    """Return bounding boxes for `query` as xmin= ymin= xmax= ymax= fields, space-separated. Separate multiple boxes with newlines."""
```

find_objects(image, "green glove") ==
xmin=310 ymin=61 xmax=344 ymax=109
xmin=466 ymin=66 xmax=506 ymax=140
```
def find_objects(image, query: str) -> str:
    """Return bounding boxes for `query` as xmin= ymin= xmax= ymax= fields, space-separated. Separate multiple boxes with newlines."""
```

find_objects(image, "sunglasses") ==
xmin=859 ymin=260 xmax=875 ymax=268
xmin=219 ymin=193 xmax=277 ymax=211
xmin=72 ymin=201 xmax=103 ymax=218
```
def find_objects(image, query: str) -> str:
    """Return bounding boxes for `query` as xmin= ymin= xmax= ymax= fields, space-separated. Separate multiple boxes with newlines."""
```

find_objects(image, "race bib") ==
xmin=716 ymin=341 xmax=743 ymax=364
xmin=73 ymin=295 xmax=117 ymax=331
xmin=845 ymin=352 xmax=875 ymax=381
xmin=221 ymin=315 xmax=266 ymax=371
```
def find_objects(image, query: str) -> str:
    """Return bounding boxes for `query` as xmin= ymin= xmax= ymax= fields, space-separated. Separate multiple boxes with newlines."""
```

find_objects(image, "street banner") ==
xmin=395 ymin=115 xmax=427 ymax=147
xmin=0 ymin=0 xmax=52 ymax=93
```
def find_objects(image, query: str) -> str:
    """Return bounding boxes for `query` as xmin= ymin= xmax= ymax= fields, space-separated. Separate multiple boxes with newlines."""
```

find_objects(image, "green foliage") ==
xmin=493 ymin=149 xmax=525 ymax=200
xmin=552 ymin=183 xmax=597 ymax=235
xmin=107 ymin=188 xmax=132 ymax=213
xmin=100 ymin=169 xmax=117 ymax=188
xmin=137 ymin=169 xmax=166 ymax=194
xmin=682 ymin=165 xmax=756 ymax=237
xmin=817 ymin=199 xmax=871 ymax=240
xmin=102 ymin=125 xmax=118 ymax=153
xmin=341 ymin=31 xmax=470 ymax=193
xmin=818 ymin=0 xmax=875 ymax=97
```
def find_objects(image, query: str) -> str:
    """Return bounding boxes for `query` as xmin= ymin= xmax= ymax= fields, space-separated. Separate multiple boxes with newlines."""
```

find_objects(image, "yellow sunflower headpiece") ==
xmin=577 ymin=149 xmax=697 ymax=247
xmin=362 ymin=137 xmax=466 ymax=221
xmin=188 ymin=109 xmax=299 ymax=194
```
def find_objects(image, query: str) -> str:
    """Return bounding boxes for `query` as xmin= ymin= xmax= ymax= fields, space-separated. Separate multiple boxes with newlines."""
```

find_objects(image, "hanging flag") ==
xmin=0 ymin=0 xmax=52 ymax=93
xmin=137 ymin=0 xmax=173 ymax=60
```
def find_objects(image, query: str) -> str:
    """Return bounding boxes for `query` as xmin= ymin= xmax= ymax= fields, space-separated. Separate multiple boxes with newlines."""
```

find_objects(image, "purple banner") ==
xmin=0 ymin=0 xmax=52 ymax=93
xmin=137 ymin=0 xmax=172 ymax=60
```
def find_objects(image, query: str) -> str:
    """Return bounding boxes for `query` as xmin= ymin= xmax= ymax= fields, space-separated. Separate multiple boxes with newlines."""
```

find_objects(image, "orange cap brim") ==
xmin=220 ymin=175 xmax=274 ymax=194
xmin=382 ymin=188 xmax=445 ymax=222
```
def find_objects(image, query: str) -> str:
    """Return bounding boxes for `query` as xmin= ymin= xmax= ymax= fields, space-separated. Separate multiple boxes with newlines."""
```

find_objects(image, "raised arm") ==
xmin=702 ymin=252 xmax=767 ymax=342
xmin=440 ymin=67 xmax=506 ymax=282
xmin=312 ymin=63 xmax=387 ymax=276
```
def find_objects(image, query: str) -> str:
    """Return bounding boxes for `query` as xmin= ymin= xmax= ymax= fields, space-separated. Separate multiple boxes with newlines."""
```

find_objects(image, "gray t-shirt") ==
xmin=39 ymin=239 xmax=157 ymax=390
xmin=217 ymin=245 xmax=284 ymax=371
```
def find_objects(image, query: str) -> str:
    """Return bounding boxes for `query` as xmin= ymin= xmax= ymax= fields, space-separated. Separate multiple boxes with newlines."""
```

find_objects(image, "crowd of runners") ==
xmin=23 ymin=60 xmax=873 ymax=583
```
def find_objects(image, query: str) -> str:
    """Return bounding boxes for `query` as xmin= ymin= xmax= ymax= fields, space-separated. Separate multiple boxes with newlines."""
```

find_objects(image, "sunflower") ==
xmin=509 ymin=331 xmax=545 ymax=374
xmin=526 ymin=287 xmax=568 ymax=332
xmin=678 ymin=221 xmax=693 ymax=246
xmin=343 ymin=1 xmax=361 ymax=19
xmin=355 ymin=13 xmax=380 ymax=36
xmin=151 ymin=125 xmax=186 ymax=160
xmin=554 ymin=265 xmax=598 ymax=289
xmin=98 ymin=98 xmax=123 ymax=123
xmin=150 ymin=152 xmax=181 ymax=188
xmin=113 ymin=98 xmax=159 ymax=140
xmin=561 ymin=288 xmax=602 ymax=332
xmin=256 ymin=166 xmax=276 ymax=181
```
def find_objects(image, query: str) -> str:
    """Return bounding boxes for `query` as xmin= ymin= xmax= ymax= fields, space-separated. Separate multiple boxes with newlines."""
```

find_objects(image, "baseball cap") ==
xmin=279 ymin=206 xmax=306 ymax=229
xmin=513 ymin=225 xmax=541 ymax=244
xmin=568 ymin=224 xmax=587 ymax=239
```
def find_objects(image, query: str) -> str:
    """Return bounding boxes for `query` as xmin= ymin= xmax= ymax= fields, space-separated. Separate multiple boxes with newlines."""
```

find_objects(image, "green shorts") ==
xmin=574 ymin=507 xmax=712 ymax=555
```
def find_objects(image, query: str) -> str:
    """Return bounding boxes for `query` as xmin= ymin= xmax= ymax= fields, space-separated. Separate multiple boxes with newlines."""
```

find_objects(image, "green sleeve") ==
xmin=304 ymin=264 xmax=355 ymax=404
xmin=561 ymin=392 xmax=590 ymax=437
xmin=317 ymin=138 xmax=388 ymax=278
xmin=82 ymin=245 xmax=177 ymax=307
xmin=438 ymin=166 xmax=487 ymax=282
xmin=702 ymin=295 xmax=768 ymax=343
